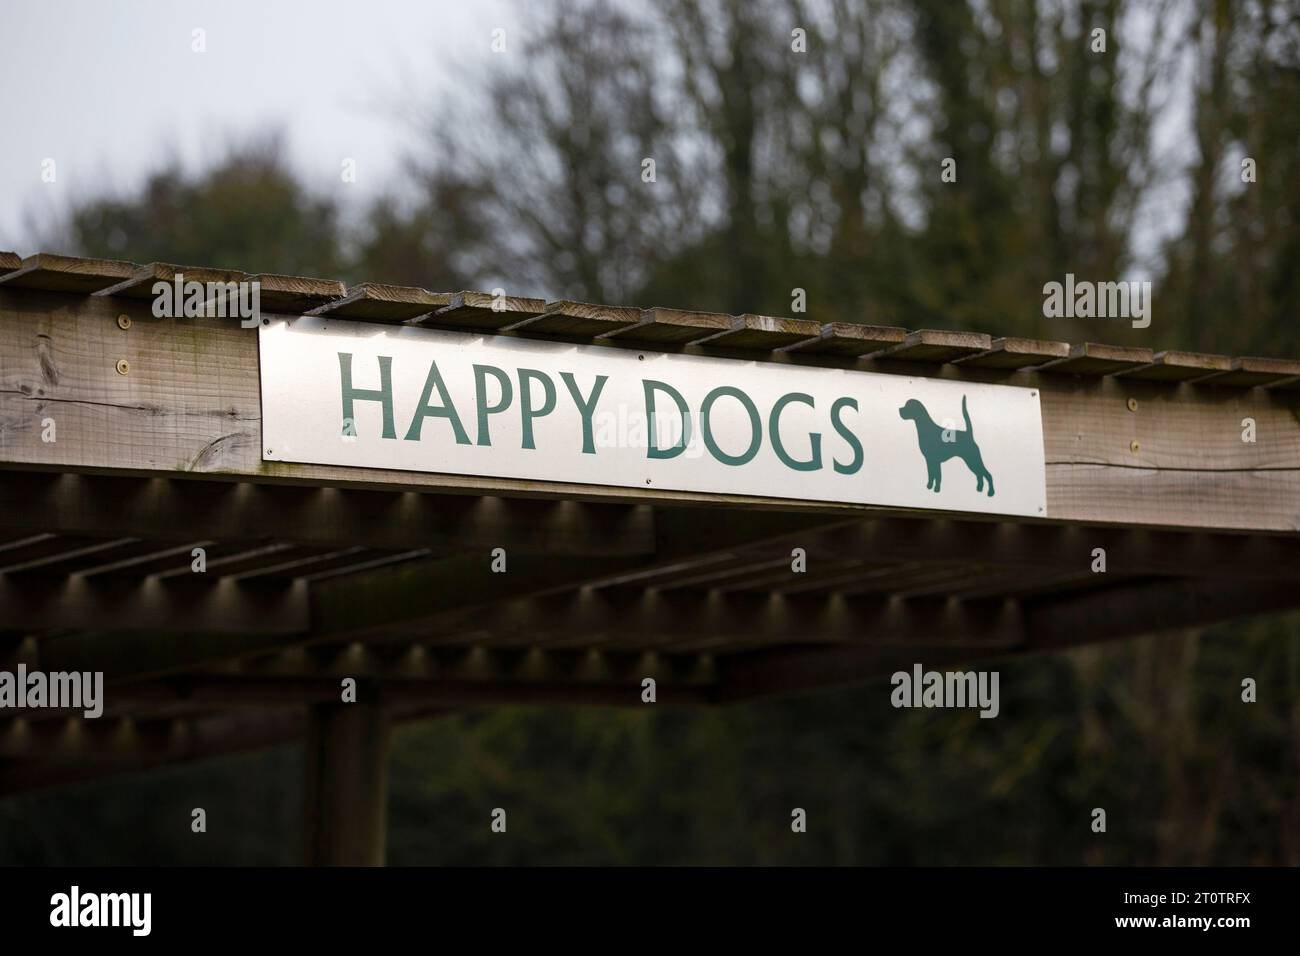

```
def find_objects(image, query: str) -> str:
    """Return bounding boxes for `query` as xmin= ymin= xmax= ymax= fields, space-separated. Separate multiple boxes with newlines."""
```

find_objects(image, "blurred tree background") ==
xmin=2 ymin=0 xmax=1298 ymax=864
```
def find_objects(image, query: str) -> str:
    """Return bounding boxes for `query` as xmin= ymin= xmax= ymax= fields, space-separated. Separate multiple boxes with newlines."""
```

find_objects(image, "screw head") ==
xmin=115 ymin=359 xmax=130 ymax=375
xmin=116 ymin=314 xmax=131 ymax=330
xmin=1126 ymin=397 xmax=1138 ymax=412
xmin=1130 ymin=439 xmax=1141 ymax=453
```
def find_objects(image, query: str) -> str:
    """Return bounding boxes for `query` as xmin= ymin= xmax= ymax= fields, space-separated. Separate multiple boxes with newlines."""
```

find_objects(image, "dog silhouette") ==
xmin=898 ymin=395 xmax=994 ymax=496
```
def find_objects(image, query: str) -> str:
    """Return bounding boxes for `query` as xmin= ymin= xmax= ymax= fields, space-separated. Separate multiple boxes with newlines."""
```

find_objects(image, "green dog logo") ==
xmin=898 ymin=395 xmax=994 ymax=496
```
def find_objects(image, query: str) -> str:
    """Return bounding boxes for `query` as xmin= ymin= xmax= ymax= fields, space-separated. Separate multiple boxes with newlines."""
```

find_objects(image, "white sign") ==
xmin=259 ymin=318 xmax=1046 ymax=517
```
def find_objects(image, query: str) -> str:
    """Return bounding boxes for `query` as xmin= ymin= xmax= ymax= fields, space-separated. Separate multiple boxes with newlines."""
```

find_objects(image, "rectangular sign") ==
xmin=259 ymin=317 xmax=1047 ymax=517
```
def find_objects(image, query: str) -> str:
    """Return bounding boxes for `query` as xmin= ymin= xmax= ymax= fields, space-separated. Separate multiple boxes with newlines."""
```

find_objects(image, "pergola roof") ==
xmin=2 ymin=251 xmax=1299 ymax=797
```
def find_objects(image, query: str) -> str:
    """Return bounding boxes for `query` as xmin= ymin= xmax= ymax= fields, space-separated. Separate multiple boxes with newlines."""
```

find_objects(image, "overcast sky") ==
xmin=0 ymin=0 xmax=516 ymax=249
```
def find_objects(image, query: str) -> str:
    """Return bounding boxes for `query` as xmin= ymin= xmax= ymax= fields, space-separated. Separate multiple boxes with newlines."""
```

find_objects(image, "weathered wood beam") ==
xmin=2 ymin=289 xmax=1298 ymax=531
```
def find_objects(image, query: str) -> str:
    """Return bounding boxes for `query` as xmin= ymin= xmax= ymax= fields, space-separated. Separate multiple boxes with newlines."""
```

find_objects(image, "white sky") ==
xmin=0 ymin=0 xmax=517 ymax=249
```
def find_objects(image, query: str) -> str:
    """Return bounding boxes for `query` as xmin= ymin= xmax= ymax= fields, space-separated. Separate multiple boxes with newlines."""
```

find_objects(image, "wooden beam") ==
xmin=416 ymin=291 xmax=546 ymax=331
xmin=1193 ymin=356 xmax=1300 ymax=388
xmin=0 ymin=253 xmax=136 ymax=293
xmin=780 ymin=323 xmax=908 ymax=356
xmin=304 ymin=701 xmax=390 ymax=866
xmin=62 ymin=673 xmax=716 ymax=709
xmin=0 ymin=709 xmax=301 ymax=762
xmin=600 ymin=307 xmax=734 ymax=345
xmin=694 ymin=314 xmax=822 ymax=350
xmin=1038 ymin=342 xmax=1155 ymax=376
xmin=715 ymin=574 xmax=1300 ymax=701
xmin=645 ymin=514 xmax=1300 ymax=581
xmin=1118 ymin=350 xmax=1233 ymax=382
xmin=307 ymin=283 xmax=448 ymax=322
xmin=870 ymin=330 xmax=993 ymax=363
xmin=97 ymin=261 xmax=246 ymax=299
xmin=0 ymin=472 xmax=657 ymax=557
xmin=2 ymin=289 xmax=1298 ymax=532
xmin=2 ymin=575 xmax=306 ymax=637
xmin=419 ymin=587 xmax=1024 ymax=650
xmin=952 ymin=337 xmax=1071 ymax=370
xmin=245 ymin=273 xmax=348 ymax=314
xmin=503 ymin=300 xmax=640 ymax=337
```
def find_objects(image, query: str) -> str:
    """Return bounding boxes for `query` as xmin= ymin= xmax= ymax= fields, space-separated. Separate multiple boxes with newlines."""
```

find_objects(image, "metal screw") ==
xmin=116 ymin=314 xmax=131 ymax=330
xmin=1126 ymin=397 xmax=1138 ymax=412
xmin=645 ymin=479 xmax=651 ymax=485
xmin=115 ymin=359 xmax=130 ymax=375
xmin=1130 ymin=439 xmax=1141 ymax=453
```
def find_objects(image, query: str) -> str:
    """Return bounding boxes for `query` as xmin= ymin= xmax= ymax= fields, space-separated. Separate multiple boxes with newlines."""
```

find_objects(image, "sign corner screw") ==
xmin=115 ymin=359 xmax=130 ymax=375
xmin=1126 ymin=397 xmax=1138 ymax=412
xmin=1130 ymin=439 xmax=1141 ymax=453
xmin=116 ymin=314 xmax=131 ymax=330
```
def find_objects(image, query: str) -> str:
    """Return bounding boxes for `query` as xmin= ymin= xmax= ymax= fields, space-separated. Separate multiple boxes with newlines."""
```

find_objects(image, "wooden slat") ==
xmin=1117 ymin=350 xmax=1233 ymax=382
xmin=416 ymin=290 xmax=546 ymax=331
xmin=694 ymin=314 xmax=822 ymax=350
xmin=97 ymin=261 xmax=246 ymax=298
xmin=503 ymin=299 xmax=640 ymax=337
xmin=1193 ymin=356 xmax=1300 ymax=388
xmin=869 ymin=329 xmax=992 ymax=363
xmin=952 ymin=336 xmax=1071 ymax=369
xmin=246 ymin=273 xmax=348 ymax=314
xmin=0 ymin=253 xmax=136 ymax=293
xmin=1036 ymin=342 xmax=1155 ymax=376
xmin=0 ymin=251 xmax=21 ymax=276
xmin=780 ymin=322 xmax=908 ymax=356
xmin=599 ymin=306 xmax=734 ymax=345
xmin=307 ymin=283 xmax=448 ymax=322
xmin=0 ymin=535 xmax=110 ymax=573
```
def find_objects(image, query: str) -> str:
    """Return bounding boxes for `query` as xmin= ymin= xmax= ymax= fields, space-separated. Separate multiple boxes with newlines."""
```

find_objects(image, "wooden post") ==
xmin=303 ymin=698 xmax=391 ymax=866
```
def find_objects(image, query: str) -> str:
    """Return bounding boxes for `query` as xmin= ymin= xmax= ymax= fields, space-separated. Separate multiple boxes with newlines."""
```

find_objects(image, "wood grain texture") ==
xmin=1117 ymin=350 xmax=1233 ymax=382
xmin=2 ymin=289 xmax=1298 ymax=532
xmin=1195 ymin=356 xmax=1300 ymax=388
xmin=97 ymin=261 xmax=247 ymax=298
xmin=0 ymin=252 xmax=21 ymax=276
xmin=780 ymin=322 xmax=908 ymax=356
xmin=245 ymin=273 xmax=348 ymax=314
xmin=694 ymin=313 xmax=822 ymax=349
xmin=503 ymin=299 xmax=641 ymax=337
xmin=306 ymin=282 xmax=449 ymax=322
xmin=416 ymin=290 xmax=546 ymax=331
xmin=0 ymin=253 xmax=137 ymax=293
xmin=953 ymin=336 xmax=1071 ymax=369
xmin=600 ymin=306 xmax=734 ymax=344
xmin=871 ymin=329 xmax=993 ymax=363
xmin=1037 ymin=342 xmax=1156 ymax=376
